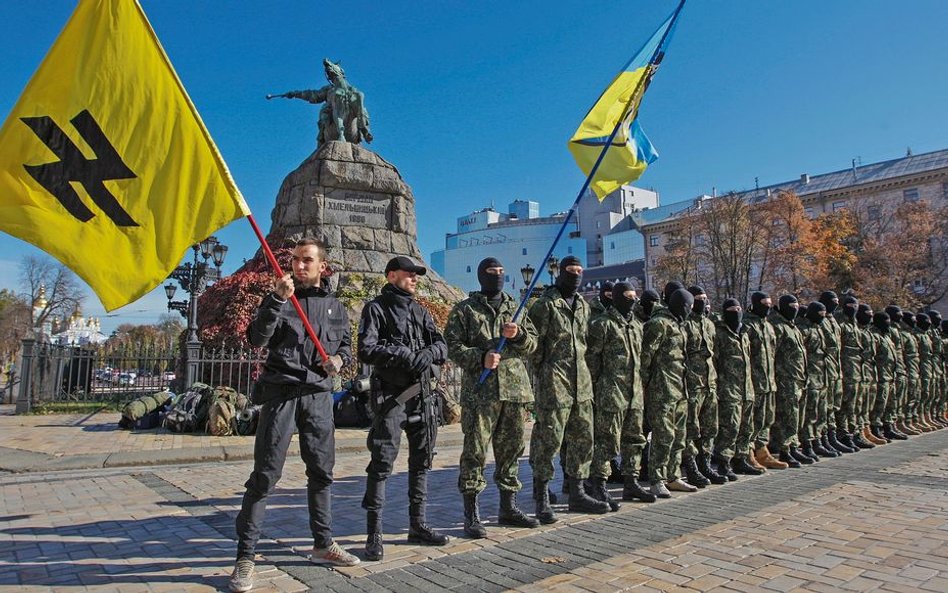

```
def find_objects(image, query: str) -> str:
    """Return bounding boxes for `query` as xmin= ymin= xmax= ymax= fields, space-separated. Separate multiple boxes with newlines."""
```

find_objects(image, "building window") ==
xmin=804 ymin=207 xmax=815 ymax=218
xmin=610 ymin=241 xmax=615 ymax=250
xmin=912 ymin=279 xmax=925 ymax=293
xmin=567 ymin=246 xmax=573 ymax=254
xmin=867 ymin=205 xmax=882 ymax=221
xmin=522 ymin=248 xmax=527 ymax=256
xmin=596 ymin=221 xmax=601 ymax=229
xmin=649 ymin=235 xmax=659 ymax=247
xmin=903 ymin=188 xmax=920 ymax=202
xmin=466 ymin=265 xmax=471 ymax=273
xmin=832 ymin=200 xmax=847 ymax=212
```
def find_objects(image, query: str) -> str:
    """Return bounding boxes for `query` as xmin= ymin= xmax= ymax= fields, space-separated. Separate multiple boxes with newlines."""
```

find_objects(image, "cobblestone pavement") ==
xmin=0 ymin=415 xmax=946 ymax=592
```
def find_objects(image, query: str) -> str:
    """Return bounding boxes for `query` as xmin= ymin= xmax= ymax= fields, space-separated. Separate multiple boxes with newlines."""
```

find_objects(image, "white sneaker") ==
xmin=229 ymin=558 xmax=255 ymax=593
xmin=666 ymin=479 xmax=698 ymax=493
xmin=311 ymin=541 xmax=361 ymax=566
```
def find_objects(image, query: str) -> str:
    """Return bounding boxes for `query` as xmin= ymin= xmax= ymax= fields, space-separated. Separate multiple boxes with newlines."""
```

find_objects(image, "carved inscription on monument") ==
xmin=325 ymin=192 xmax=390 ymax=227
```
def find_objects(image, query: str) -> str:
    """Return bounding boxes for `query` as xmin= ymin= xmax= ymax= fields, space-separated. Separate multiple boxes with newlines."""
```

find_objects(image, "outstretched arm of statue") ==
xmin=268 ymin=88 xmax=329 ymax=104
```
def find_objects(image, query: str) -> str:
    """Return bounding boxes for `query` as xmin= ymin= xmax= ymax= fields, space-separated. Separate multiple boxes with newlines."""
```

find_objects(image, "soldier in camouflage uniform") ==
xmin=897 ymin=311 xmax=922 ymax=435
xmin=632 ymin=288 xmax=661 ymax=481
xmin=797 ymin=302 xmax=834 ymax=461
xmin=927 ymin=311 xmax=947 ymax=427
xmin=586 ymin=281 xmax=655 ymax=506
xmin=589 ymin=281 xmax=614 ymax=318
xmin=881 ymin=306 xmax=910 ymax=441
xmin=819 ymin=291 xmax=852 ymax=453
xmin=837 ymin=296 xmax=873 ymax=450
xmin=712 ymin=298 xmax=760 ymax=477
xmin=857 ymin=305 xmax=887 ymax=445
xmin=682 ymin=286 xmax=726 ymax=486
xmin=870 ymin=312 xmax=898 ymax=443
xmin=528 ymin=255 xmax=610 ymax=522
xmin=642 ymin=288 xmax=697 ymax=498
xmin=768 ymin=295 xmax=810 ymax=467
xmin=940 ymin=319 xmax=948 ymax=424
xmin=445 ymin=258 xmax=540 ymax=539
xmin=746 ymin=292 xmax=786 ymax=469
xmin=916 ymin=313 xmax=938 ymax=430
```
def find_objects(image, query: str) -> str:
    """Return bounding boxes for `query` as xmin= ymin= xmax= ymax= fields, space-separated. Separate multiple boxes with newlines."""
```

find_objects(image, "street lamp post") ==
xmin=164 ymin=236 xmax=228 ymax=387
xmin=520 ymin=263 xmax=535 ymax=300
xmin=547 ymin=256 xmax=559 ymax=285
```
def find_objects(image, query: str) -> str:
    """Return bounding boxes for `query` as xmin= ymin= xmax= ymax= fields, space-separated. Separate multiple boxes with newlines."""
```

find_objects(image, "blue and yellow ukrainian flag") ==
xmin=568 ymin=2 xmax=684 ymax=200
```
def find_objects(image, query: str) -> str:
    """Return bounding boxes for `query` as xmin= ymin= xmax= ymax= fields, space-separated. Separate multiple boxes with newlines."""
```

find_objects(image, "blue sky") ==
xmin=2 ymin=0 xmax=947 ymax=334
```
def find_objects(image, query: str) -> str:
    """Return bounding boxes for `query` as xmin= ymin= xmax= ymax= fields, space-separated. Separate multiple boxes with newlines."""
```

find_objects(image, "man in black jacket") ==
xmin=231 ymin=238 xmax=357 ymax=593
xmin=358 ymin=256 xmax=450 ymax=561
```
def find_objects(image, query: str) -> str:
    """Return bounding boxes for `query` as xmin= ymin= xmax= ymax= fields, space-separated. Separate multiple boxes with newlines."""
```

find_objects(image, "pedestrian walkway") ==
xmin=0 ymin=410 xmax=945 ymax=592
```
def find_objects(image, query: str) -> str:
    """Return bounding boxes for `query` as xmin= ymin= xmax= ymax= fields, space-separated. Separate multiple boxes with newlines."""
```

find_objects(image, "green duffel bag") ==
xmin=121 ymin=391 xmax=173 ymax=423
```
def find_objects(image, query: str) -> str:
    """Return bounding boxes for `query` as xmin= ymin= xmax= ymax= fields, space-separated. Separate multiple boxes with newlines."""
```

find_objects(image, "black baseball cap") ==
xmin=384 ymin=256 xmax=427 ymax=275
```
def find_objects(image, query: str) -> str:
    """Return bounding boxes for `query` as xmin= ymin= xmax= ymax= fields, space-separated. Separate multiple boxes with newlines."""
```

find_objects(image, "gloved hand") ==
xmin=391 ymin=346 xmax=414 ymax=367
xmin=409 ymin=348 xmax=434 ymax=375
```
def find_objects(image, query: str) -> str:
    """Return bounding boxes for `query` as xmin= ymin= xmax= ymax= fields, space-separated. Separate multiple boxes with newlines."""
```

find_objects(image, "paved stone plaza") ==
xmin=0 ymin=408 xmax=946 ymax=592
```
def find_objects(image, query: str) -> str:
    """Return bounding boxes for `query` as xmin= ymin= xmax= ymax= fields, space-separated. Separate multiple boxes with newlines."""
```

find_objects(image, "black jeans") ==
xmin=361 ymin=394 xmax=437 ymax=529
xmin=235 ymin=389 xmax=335 ymax=559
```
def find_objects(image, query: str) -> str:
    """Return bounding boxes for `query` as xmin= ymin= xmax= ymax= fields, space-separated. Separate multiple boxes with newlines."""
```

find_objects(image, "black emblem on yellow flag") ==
xmin=21 ymin=109 xmax=138 ymax=227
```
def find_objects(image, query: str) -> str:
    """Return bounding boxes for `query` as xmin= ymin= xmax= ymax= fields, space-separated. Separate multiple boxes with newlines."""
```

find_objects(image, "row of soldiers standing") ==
xmin=445 ymin=256 xmax=948 ymax=537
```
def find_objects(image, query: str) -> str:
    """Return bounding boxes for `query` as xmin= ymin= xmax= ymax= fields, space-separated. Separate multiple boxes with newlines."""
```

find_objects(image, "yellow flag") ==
xmin=0 ymin=0 xmax=250 ymax=311
xmin=567 ymin=3 xmax=683 ymax=200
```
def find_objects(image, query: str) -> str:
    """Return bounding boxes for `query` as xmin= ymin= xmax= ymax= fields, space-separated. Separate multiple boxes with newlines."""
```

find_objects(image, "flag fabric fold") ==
xmin=567 ymin=4 xmax=682 ymax=200
xmin=0 ymin=0 xmax=249 ymax=311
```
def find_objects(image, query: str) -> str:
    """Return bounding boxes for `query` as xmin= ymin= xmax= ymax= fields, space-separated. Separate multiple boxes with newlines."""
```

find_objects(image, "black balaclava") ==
xmin=856 ymin=304 xmax=873 ymax=326
xmin=883 ymin=305 xmax=902 ymax=325
xmin=663 ymin=281 xmax=684 ymax=304
xmin=819 ymin=291 xmax=839 ymax=315
xmin=639 ymin=289 xmax=660 ymax=318
xmin=777 ymin=295 xmax=799 ymax=321
xmin=612 ymin=282 xmax=635 ymax=318
xmin=599 ymin=281 xmax=614 ymax=305
xmin=928 ymin=310 xmax=942 ymax=327
xmin=916 ymin=312 xmax=931 ymax=331
xmin=902 ymin=311 xmax=916 ymax=328
xmin=722 ymin=298 xmax=742 ymax=333
xmin=477 ymin=257 xmax=504 ymax=298
xmin=555 ymin=255 xmax=583 ymax=297
xmin=688 ymin=285 xmax=707 ymax=316
xmin=806 ymin=302 xmax=827 ymax=324
xmin=842 ymin=295 xmax=858 ymax=319
xmin=941 ymin=319 xmax=948 ymax=337
xmin=750 ymin=291 xmax=772 ymax=318
xmin=668 ymin=288 xmax=694 ymax=322
xmin=873 ymin=311 xmax=891 ymax=332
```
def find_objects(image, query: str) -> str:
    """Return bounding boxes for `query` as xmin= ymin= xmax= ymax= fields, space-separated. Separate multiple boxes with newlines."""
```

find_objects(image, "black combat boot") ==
xmin=498 ymin=490 xmax=539 ymax=528
xmin=779 ymin=449 xmax=802 ymax=468
xmin=365 ymin=510 xmax=384 ymax=561
xmin=567 ymin=477 xmax=610 ymax=514
xmin=820 ymin=434 xmax=841 ymax=456
xmin=801 ymin=441 xmax=821 ymax=462
xmin=812 ymin=437 xmax=837 ymax=458
xmin=851 ymin=430 xmax=874 ymax=449
xmin=462 ymin=492 xmax=487 ymax=539
xmin=682 ymin=456 xmax=710 ymax=488
xmin=790 ymin=445 xmax=814 ymax=465
xmin=533 ymin=478 xmax=558 ymax=524
xmin=622 ymin=475 xmax=656 ymax=502
xmin=883 ymin=423 xmax=907 ymax=441
xmin=715 ymin=456 xmax=738 ymax=481
xmin=408 ymin=522 xmax=450 ymax=545
xmin=407 ymin=472 xmax=449 ymax=545
xmin=830 ymin=429 xmax=855 ymax=453
xmin=731 ymin=455 xmax=764 ymax=475
xmin=697 ymin=452 xmax=728 ymax=485
xmin=870 ymin=425 xmax=890 ymax=443
xmin=586 ymin=477 xmax=620 ymax=512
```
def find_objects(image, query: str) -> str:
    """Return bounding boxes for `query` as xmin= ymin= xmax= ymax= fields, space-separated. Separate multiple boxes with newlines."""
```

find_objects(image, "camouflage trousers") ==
xmin=886 ymin=376 xmax=907 ymax=424
xmin=529 ymin=400 xmax=593 ymax=482
xmin=458 ymin=400 xmax=529 ymax=495
xmin=714 ymin=387 xmax=754 ymax=460
xmin=770 ymin=380 xmax=802 ymax=452
xmin=751 ymin=389 xmax=775 ymax=449
xmin=838 ymin=380 xmax=858 ymax=432
xmin=918 ymin=375 xmax=933 ymax=417
xmin=825 ymin=377 xmax=843 ymax=431
xmin=646 ymin=391 xmax=687 ymax=484
xmin=903 ymin=380 xmax=919 ymax=422
xmin=684 ymin=387 xmax=717 ymax=459
xmin=856 ymin=382 xmax=873 ymax=427
xmin=800 ymin=386 xmax=823 ymax=442
xmin=871 ymin=382 xmax=892 ymax=428
xmin=591 ymin=395 xmax=646 ymax=479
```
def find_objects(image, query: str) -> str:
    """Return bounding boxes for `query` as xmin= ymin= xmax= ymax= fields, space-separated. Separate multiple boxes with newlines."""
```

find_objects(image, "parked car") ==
xmin=117 ymin=373 xmax=136 ymax=386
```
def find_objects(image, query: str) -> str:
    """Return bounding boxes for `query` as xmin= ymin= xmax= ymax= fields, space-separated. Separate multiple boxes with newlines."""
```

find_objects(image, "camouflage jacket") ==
xmin=444 ymin=291 xmax=537 ymax=406
xmin=528 ymin=286 xmax=593 ymax=407
xmin=640 ymin=307 xmax=688 ymax=403
xmin=586 ymin=308 xmax=643 ymax=412
xmin=744 ymin=311 xmax=777 ymax=394
xmin=713 ymin=321 xmax=753 ymax=403
xmin=888 ymin=325 xmax=907 ymax=378
xmin=872 ymin=328 xmax=897 ymax=383
xmin=915 ymin=328 xmax=934 ymax=381
xmin=932 ymin=328 xmax=945 ymax=379
xmin=838 ymin=314 xmax=865 ymax=385
xmin=899 ymin=320 xmax=919 ymax=381
xmin=684 ymin=314 xmax=717 ymax=393
xmin=859 ymin=325 xmax=878 ymax=384
xmin=821 ymin=316 xmax=842 ymax=381
xmin=769 ymin=311 xmax=807 ymax=387
xmin=588 ymin=296 xmax=610 ymax=319
xmin=797 ymin=318 xmax=828 ymax=390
